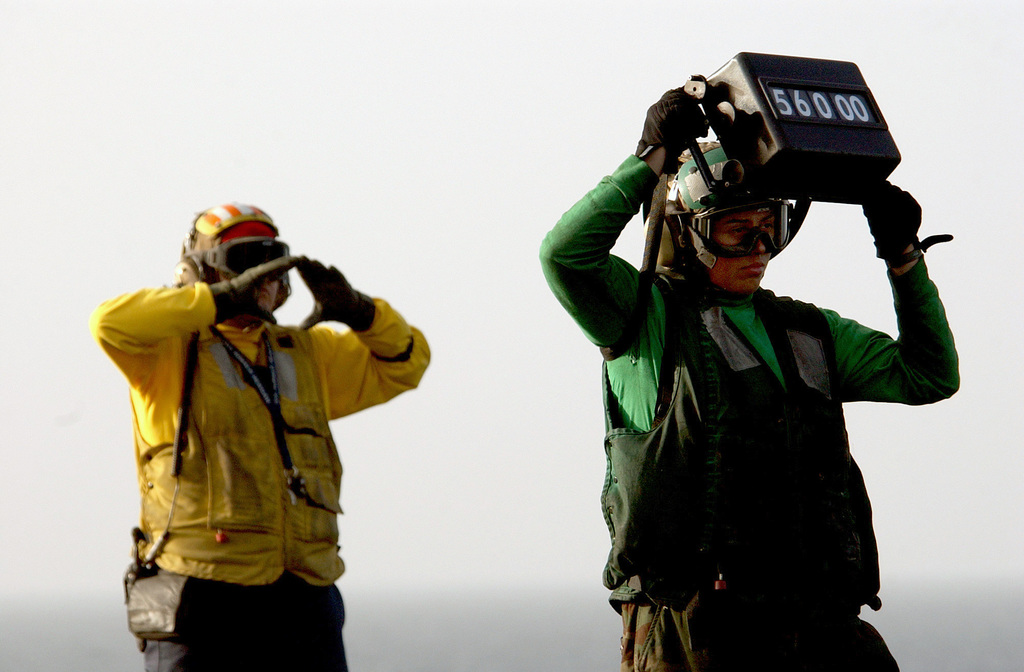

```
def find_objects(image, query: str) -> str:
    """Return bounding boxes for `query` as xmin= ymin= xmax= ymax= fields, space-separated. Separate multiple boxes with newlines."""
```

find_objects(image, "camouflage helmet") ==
xmin=664 ymin=143 xmax=795 ymax=268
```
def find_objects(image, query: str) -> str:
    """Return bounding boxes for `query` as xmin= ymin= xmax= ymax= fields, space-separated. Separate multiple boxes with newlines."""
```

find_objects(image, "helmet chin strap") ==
xmin=689 ymin=228 xmax=718 ymax=269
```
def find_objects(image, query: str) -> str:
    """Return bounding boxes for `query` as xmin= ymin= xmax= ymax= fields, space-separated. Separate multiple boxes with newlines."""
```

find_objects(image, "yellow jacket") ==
xmin=90 ymin=282 xmax=429 ymax=585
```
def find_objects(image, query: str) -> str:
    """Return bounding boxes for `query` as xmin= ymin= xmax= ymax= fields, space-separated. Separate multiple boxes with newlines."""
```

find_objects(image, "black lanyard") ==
xmin=209 ymin=327 xmax=330 ymax=511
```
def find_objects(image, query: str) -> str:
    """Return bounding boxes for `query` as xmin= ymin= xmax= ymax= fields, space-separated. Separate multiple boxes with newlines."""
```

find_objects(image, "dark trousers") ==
xmin=143 ymin=572 xmax=347 ymax=672
xmin=620 ymin=596 xmax=899 ymax=672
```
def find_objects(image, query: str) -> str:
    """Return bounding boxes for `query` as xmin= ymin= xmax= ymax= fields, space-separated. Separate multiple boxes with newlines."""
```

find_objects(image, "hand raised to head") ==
xmin=209 ymin=255 xmax=300 ymax=324
xmin=295 ymin=257 xmax=376 ymax=330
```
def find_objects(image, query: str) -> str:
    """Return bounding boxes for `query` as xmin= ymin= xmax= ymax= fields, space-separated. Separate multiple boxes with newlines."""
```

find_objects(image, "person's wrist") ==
xmin=326 ymin=292 xmax=375 ymax=330
xmin=887 ymin=244 xmax=921 ymax=276
xmin=348 ymin=293 xmax=376 ymax=331
xmin=209 ymin=280 xmax=242 ymax=322
xmin=641 ymin=146 xmax=668 ymax=176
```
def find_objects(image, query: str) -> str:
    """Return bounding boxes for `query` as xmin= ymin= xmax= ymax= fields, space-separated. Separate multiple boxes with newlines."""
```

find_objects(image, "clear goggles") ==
xmin=202 ymin=237 xmax=290 ymax=277
xmin=690 ymin=200 xmax=792 ymax=258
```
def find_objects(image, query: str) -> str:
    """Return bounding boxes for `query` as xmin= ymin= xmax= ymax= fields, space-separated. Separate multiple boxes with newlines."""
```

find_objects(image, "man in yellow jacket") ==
xmin=90 ymin=203 xmax=430 ymax=672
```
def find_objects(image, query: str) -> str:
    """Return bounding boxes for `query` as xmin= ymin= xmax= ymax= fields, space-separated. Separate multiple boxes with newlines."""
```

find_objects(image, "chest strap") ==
xmin=209 ymin=327 xmax=334 ymax=513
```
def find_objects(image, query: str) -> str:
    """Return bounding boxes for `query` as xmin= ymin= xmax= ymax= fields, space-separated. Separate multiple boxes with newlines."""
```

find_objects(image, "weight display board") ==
xmin=703 ymin=52 xmax=901 ymax=203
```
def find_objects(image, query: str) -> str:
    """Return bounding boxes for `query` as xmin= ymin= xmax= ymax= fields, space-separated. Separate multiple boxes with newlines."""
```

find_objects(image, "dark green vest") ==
xmin=601 ymin=276 xmax=880 ymax=612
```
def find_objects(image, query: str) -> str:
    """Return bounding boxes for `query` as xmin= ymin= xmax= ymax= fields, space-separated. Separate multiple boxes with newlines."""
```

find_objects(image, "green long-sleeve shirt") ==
xmin=540 ymin=155 xmax=959 ymax=432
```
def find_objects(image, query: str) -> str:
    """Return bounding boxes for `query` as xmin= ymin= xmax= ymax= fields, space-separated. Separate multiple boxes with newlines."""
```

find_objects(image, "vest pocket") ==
xmin=603 ymin=427 xmax=698 ymax=587
xmin=206 ymin=435 xmax=282 ymax=532
xmin=285 ymin=431 xmax=343 ymax=543
xmin=304 ymin=505 xmax=340 ymax=543
xmin=294 ymin=469 xmax=342 ymax=543
xmin=787 ymin=330 xmax=831 ymax=399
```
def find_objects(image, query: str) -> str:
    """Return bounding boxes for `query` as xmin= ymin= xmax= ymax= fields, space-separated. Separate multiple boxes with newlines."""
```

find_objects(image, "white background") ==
xmin=2 ymin=1 xmax=1021 ymax=609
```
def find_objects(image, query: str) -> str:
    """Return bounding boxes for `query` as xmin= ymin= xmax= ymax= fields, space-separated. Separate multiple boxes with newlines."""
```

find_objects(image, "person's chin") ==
xmin=224 ymin=314 xmax=264 ymax=329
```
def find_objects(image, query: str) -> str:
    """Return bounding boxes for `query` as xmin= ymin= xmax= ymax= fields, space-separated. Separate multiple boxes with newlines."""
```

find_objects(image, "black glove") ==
xmin=861 ymin=181 xmax=923 ymax=263
xmin=636 ymin=88 xmax=708 ymax=174
xmin=209 ymin=256 xmax=298 ymax=324
xmin=296 ymin=257 xmax=376 ymax=331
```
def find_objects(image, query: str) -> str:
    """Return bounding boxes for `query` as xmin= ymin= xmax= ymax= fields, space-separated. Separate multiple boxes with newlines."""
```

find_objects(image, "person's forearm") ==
xmin=830 ymin=261 xmax=959 ymax=403
xmin=888 ymin=260 xmax=959 ymax=400
xmin=90 ymin=285 xmax=215 ymax=353
xmin=539 ymin=156 xmax=658 ymax=346
xmin=89 ymin=285 xmax=212 ymax=388
xmin=312 ymin=299 xmax=430 ymax=419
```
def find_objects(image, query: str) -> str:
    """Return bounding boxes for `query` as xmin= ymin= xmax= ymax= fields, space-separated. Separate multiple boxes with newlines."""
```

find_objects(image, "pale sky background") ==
xmin=2 ymin=0 xmax=1022 ymax=612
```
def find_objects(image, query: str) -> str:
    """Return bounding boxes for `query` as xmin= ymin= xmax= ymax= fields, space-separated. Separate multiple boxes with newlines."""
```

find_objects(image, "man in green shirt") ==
xmin=540 ymin=90 xmax=959 ymax=671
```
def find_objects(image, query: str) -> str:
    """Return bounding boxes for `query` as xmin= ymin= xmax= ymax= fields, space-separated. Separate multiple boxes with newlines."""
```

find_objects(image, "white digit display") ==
xmin=766 ymin=85 xmax=879 ymax=126
xmin=849 ymin=95 xmax=871 ymax=121
xmin=834 ymin=94 xmax=855 ymax=120
xmin=771 ymin=88 xmax=793 ymax=116
xmin=812 ymin=92 xmax=833 ymax=118
xmin=793 ymin=90 xmax=812 ymax=117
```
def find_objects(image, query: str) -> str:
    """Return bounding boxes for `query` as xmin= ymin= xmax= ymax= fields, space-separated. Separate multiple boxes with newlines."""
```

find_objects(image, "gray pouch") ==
xmin=125 ymin=566 xmax=188 ymax=642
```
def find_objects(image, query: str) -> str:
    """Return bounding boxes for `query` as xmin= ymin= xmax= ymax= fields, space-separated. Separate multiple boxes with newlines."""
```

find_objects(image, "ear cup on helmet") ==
xmin=172 ymin=257 xmax=202 ymax=287
xmin=174 ymin=227 xmax=204 ymax=287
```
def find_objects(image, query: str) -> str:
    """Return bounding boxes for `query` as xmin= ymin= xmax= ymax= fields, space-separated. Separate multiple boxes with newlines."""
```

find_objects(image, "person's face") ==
xmin=705 ymin=207 xmax=776 ymax=295
xmin=255 ymin=277 xmax=287 ymax=313
xmin=209 ymin=235 xmax=291 ymax=327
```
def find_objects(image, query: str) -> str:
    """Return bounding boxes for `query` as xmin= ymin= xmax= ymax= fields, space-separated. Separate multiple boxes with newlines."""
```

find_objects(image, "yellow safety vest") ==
xmin=138 ymin=325 xmax=345 ymax=586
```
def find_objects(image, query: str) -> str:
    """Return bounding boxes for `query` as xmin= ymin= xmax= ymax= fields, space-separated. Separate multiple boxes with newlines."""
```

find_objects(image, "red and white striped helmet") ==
xmin=192 ymin=203 xmax=278 ymax=239
xmin=173 ymin=203 xmax=283 ymax=286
